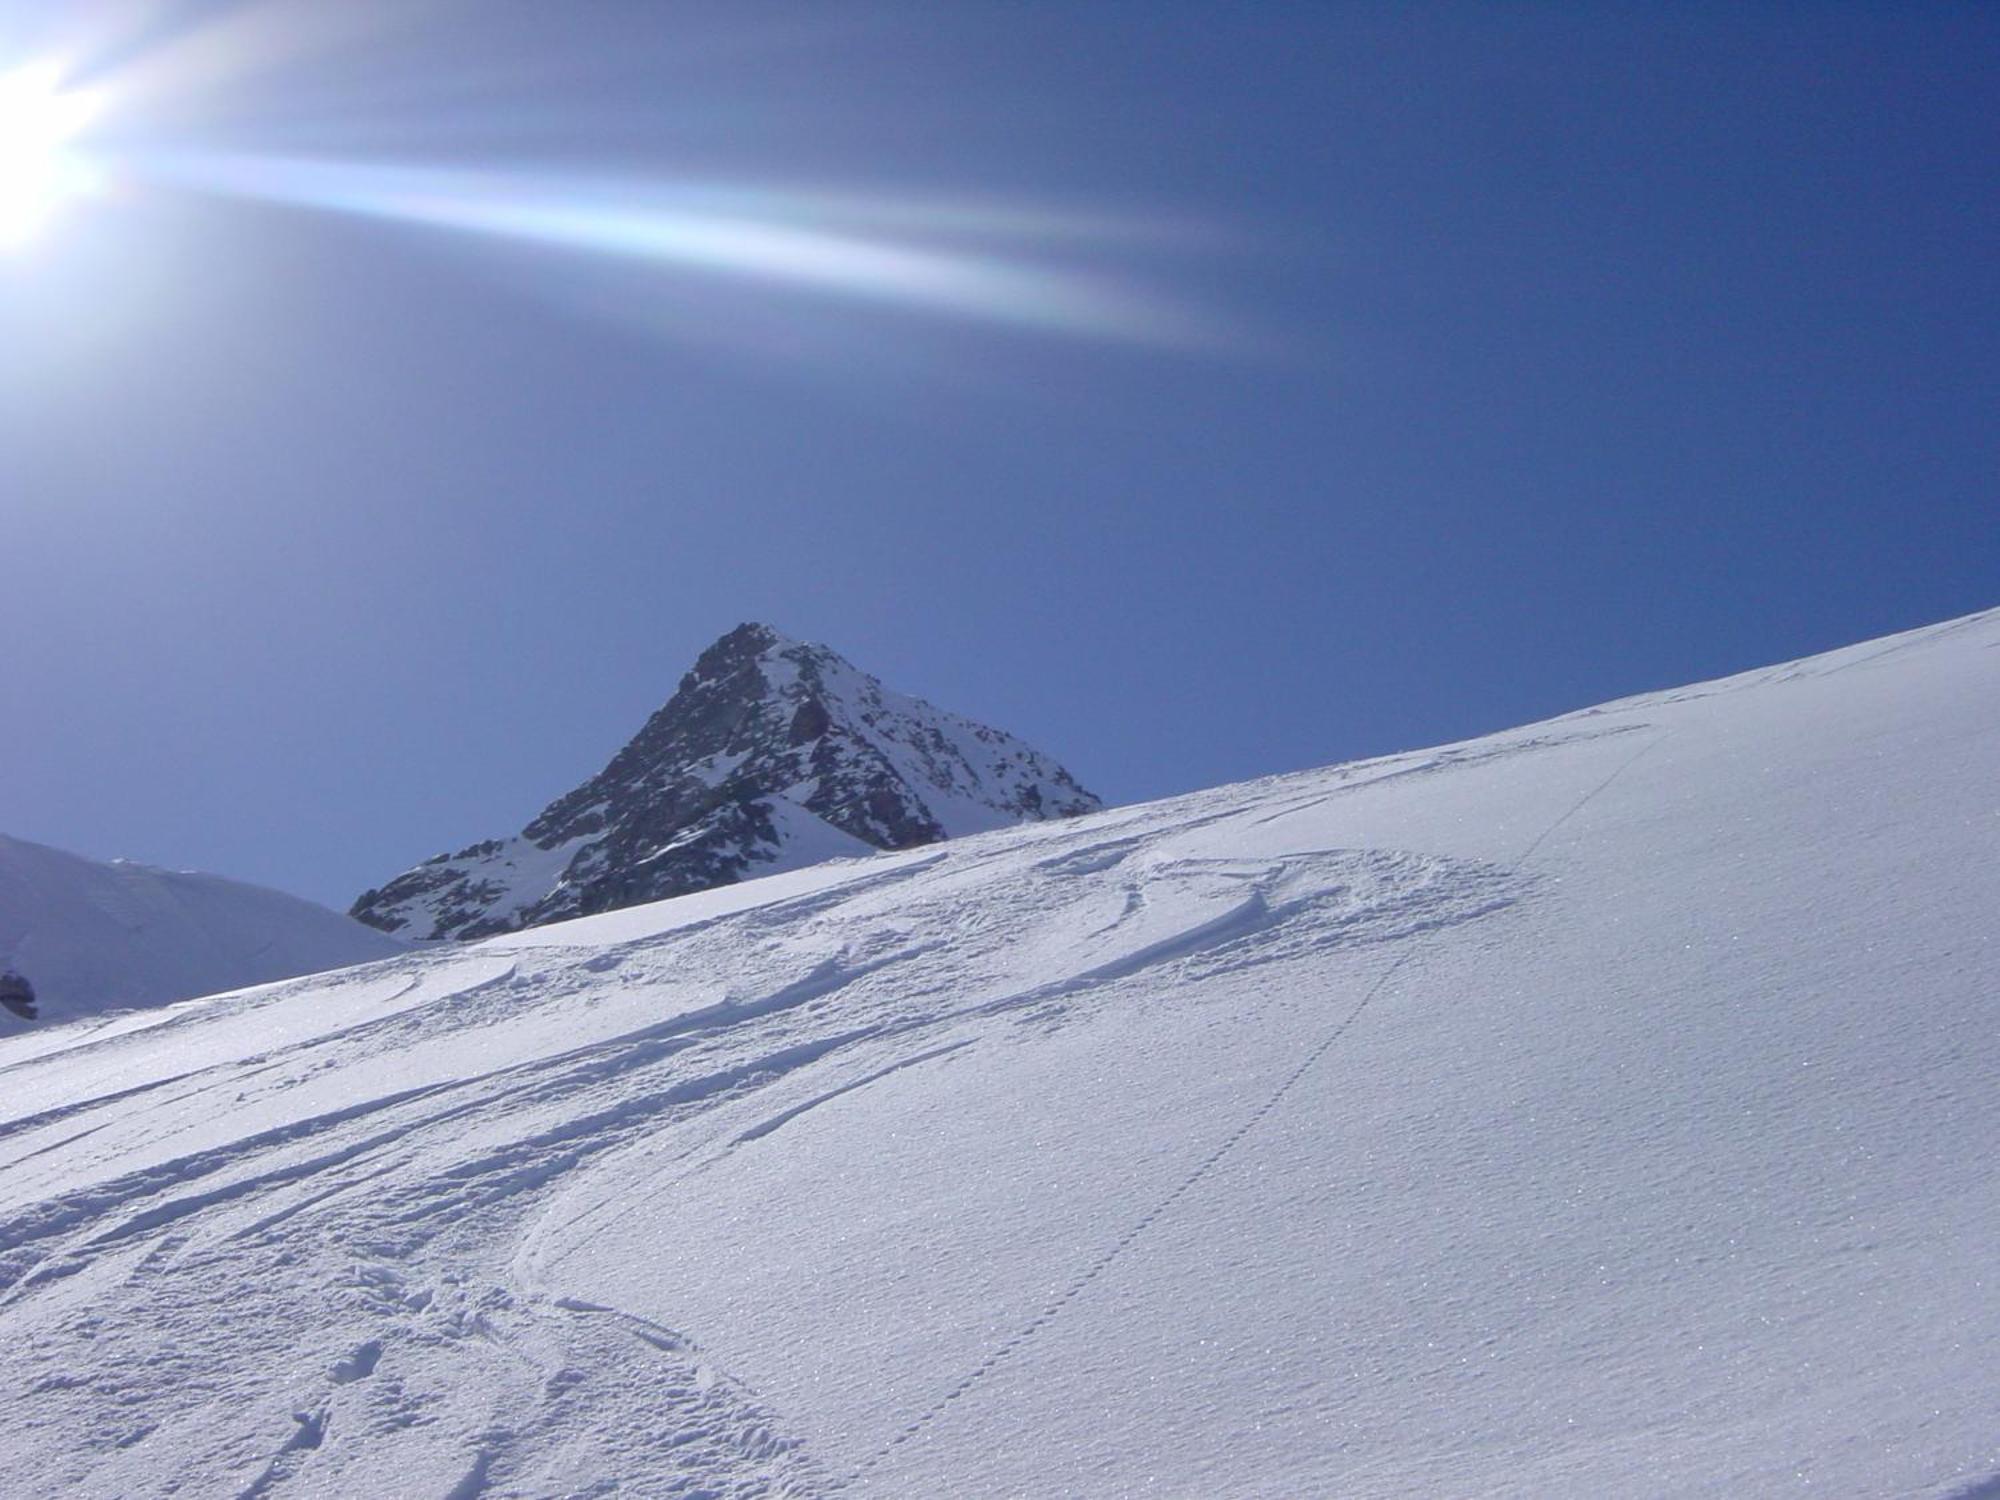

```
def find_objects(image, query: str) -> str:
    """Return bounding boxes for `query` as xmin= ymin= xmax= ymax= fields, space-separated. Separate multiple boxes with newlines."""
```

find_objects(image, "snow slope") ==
xmin=0 ymin=607 xmax=1995 ymax=1498
xmin=0 ymin=833 xmax=404 ymax=1026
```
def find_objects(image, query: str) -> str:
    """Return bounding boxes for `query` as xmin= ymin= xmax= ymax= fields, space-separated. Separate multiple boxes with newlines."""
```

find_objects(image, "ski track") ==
xmin=844 ymin=727 xmax=1666 ymax=1486
xmin=0 ymin=729 xmax=1605 ymax=1497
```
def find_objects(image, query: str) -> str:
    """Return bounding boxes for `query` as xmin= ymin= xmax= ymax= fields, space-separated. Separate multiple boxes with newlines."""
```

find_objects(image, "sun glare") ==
xmin=0 ymin=62 xmax=101 ymax=248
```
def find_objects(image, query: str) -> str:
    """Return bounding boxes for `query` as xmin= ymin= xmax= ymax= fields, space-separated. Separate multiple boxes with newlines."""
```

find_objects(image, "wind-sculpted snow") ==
xmin=1 ymin=606 xmax=1997 ymax=1497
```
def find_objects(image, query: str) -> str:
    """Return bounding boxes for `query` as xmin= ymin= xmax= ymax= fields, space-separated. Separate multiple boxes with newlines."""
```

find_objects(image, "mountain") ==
xmin=0 ymin=832 xmax=403 ymax=1026
xmin=351 ymin=623 xmax=1101 ymax=941
xmin=2 ymin=606 xmax=1995 ymax=1498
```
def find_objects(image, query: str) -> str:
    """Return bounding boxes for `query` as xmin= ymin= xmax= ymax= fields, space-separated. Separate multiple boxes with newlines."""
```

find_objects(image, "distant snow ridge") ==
xmin=0 ymin=833 xmax=403 ymax=1025
xmin=352 ymin=623 xmax=1101 ymax=940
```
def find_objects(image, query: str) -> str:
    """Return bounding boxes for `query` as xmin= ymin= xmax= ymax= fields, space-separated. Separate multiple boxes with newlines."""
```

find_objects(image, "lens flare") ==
xmin=0 ymin=62 xmax=102 ymax=247
xmin=146 ymin=153 xmax=1218 ymax=346
xmin=9 ymin=2 xmax=1233 ymax=349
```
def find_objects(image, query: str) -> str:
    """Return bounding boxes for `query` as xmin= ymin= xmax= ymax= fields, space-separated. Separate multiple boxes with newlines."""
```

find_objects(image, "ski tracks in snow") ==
xmin=0 ymin=734 xmax=1632 ymax=1496
xmin=846 ymin=726 xmax=1668 ymax=1488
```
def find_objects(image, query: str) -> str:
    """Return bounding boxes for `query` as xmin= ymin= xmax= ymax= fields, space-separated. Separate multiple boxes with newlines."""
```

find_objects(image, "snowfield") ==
xmin=1 ymin=608 xmax=1995 ymax=1498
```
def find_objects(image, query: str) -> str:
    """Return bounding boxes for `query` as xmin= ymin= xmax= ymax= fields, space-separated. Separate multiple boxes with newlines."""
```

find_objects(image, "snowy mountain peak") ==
xmin=351 ymin=625 xmax=1101 ymax=940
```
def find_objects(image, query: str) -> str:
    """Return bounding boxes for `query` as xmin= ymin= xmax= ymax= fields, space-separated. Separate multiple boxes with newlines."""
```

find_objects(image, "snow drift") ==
xmin=0 ymin=607 xmax=1994 ymax=1498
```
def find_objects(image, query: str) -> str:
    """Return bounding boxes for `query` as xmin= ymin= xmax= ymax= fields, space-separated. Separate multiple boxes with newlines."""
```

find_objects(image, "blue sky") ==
xmin=2 ymin=2 xmax=1994 ymax=908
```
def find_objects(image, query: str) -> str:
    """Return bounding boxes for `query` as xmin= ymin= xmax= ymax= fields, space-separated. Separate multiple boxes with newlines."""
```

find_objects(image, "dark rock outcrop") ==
xmin=0 ymin=970 xmax=35 ymax=1021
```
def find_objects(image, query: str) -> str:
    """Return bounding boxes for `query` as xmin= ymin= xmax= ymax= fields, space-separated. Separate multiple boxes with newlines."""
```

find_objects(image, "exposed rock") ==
xmin=0 ymin=970 xmax=35 ymax=1022
xmin=352 ymin=624 xmax=1100 ymax=940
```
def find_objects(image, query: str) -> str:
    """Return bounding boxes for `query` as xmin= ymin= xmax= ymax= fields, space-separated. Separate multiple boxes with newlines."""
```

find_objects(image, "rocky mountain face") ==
xmin=351 ymin=624 xmax=1101 ymax=940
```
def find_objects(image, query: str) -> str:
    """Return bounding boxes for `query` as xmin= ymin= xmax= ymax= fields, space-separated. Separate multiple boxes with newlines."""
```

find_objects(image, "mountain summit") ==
xmin=351 ymin=624 xmax=1100 ymax=940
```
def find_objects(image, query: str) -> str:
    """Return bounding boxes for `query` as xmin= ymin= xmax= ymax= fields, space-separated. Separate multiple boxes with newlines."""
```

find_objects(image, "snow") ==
xmin=0 ymin=833 xmax=405 ymax=1026
xmin=0 ymin=607 xmax=1996 ymax=1497
xmin=750 ymin=794 xmax=886 ymax=873
xmin=353 ymin=830 xmax=601 ymax=938
xmin=465 ymin=833 xmax=599 ymax=927
xmin=775 ymin=636 xmax=1090 ymax=840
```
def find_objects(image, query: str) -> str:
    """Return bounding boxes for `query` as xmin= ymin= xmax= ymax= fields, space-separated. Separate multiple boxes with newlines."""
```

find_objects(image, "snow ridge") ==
xmin=351 ymin=624 xmax=1100 ymax=940
xmin=0 ymin=833 xmax=404 ymax=1026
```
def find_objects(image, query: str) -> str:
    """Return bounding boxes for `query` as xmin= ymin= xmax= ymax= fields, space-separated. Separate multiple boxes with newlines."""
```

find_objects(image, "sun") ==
xmin=0 ymin=62 xmax=101 ymax=248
